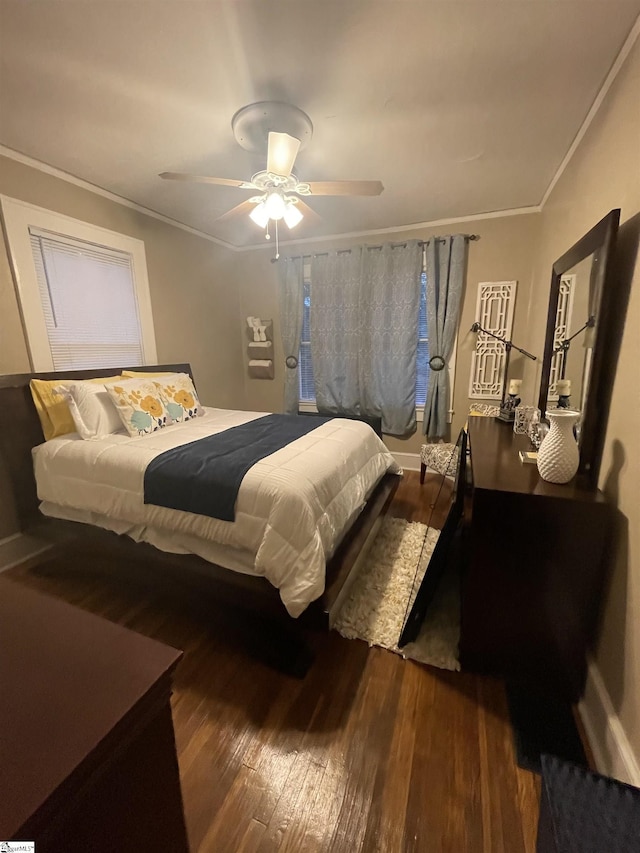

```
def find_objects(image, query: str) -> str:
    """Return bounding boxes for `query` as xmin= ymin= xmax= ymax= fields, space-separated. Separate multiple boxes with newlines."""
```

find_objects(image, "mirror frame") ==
xmin=538 ymin=208 xmax=620 ymax=489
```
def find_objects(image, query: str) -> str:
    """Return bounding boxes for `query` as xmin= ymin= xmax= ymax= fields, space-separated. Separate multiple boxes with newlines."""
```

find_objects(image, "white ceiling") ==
xmin=1 ymin=1 xmax=639 ymax=248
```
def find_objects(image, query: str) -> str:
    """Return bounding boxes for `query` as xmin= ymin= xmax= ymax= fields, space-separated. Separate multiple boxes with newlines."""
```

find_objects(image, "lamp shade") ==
xmin=265 ymin=191 xmax=285 ymax=220
xmin=249 ymin=201 xmax=270 ymax=228
xmin=283 ymin=201 xmax=303 ymax=229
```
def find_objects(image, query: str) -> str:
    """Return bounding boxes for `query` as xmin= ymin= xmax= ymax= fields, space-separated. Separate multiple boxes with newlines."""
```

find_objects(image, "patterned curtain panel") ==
xmin=423 ymin=235 xmax=468 ymax=438
xmin=310 ymin=248 xmax=364 ymax=417
xmin=278 ymin=256 xmax=305 ymax=414
xmin=310 ymin=241 xmax=422 ymax=436
xmin=360 ymin=241 xmax=422 ymax=435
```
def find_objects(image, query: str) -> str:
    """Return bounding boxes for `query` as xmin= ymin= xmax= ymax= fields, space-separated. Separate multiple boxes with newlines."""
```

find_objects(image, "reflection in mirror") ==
xmin=547 ymin=252 xmax=598 ymax=421
xmin=538 ymin=209 xmax=621 ymax=488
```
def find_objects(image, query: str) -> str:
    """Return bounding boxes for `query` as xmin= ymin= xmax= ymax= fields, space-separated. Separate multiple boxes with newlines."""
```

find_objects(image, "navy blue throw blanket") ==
xmin=143 ymin=413 xmax=334 ymax=522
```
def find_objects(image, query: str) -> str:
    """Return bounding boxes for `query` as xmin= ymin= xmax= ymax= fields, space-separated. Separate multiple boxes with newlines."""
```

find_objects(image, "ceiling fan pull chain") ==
xmin=275 ymin=219 xmax=280 ymax=260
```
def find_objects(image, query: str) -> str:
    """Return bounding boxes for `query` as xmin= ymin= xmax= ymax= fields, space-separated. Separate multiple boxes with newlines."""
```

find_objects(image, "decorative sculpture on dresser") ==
xmin=536 ymin=410 xmax=580 ymax=484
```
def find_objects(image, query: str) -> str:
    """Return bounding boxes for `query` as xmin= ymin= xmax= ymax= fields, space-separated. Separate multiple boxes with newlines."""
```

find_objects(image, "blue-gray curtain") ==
xmin=278 ymin=256 xmax=304 ymax=414
xmin=310 ymin=241 xmax=422 ymax=435
xmin=360 ymin=241 xmax=423 ymax=434
xmin=423 ymin=235 xmax=468 ymax=438
xmin=309 ymin=249 xmax=363 ymax=417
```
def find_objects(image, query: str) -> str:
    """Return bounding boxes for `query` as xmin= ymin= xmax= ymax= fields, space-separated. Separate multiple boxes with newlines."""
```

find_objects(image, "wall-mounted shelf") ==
xmin=248 ymin=340 xmax=273 ymax=360
xmin=246 ymin=317 xmax=273 ymax=379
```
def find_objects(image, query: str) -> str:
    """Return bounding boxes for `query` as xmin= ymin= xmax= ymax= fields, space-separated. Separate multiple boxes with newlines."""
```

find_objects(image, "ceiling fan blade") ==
xmin=295 ymin=199 xmax=322 ymax=225
xmin=267 ymin=132 xmax=301 ymax=178
xmin=214 ymin=199 xmax=258 ymax=223
xmin=160 ymin=172 xmax=253 ymax=189
xmin=307 ymin=180 xmax=384 ymax=196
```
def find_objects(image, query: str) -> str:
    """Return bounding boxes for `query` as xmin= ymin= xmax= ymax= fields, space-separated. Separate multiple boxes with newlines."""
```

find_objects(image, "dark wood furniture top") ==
xmin=461 ymin=417 xmax=612 ymax=701
xmin=469 ymin=416 xmax=607 ymax=502
xmin=0 ymin=576 xmax=187 ymax=850
xmin=0 ymin=364 xmax=399 ymax=631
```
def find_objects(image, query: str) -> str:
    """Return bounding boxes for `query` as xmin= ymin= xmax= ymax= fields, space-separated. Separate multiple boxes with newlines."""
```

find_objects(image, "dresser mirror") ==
xmin=538 ymin=209 xmax=620 ymax=488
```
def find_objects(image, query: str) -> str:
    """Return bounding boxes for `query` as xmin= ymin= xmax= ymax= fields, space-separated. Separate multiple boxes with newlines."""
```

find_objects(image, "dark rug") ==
xmin=506 ymin=683 xmax=588 ymax=775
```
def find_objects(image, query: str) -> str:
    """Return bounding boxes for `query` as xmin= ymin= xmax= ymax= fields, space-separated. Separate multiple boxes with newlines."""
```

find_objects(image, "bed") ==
xmin=0 ymin=364 xmax=401 ymax=629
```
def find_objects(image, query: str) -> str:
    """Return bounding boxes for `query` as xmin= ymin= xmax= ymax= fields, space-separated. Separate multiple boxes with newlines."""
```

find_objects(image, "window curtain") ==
xmin=278 ymin=256 xmax=305 ymax=414
xmin=423 ymin=235 xmax=468 ymax=438
xmin=309 ymin=249 xmax=363 ymax=417
xmin=310 ymin=240 xmax=422 ymax=436
xmin=360 ymin=241 xmax=423 ymax=435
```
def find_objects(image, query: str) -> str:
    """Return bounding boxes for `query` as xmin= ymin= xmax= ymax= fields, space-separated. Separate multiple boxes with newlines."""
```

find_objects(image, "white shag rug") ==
xmin=332 ymin=515 xmax=460 ymax=671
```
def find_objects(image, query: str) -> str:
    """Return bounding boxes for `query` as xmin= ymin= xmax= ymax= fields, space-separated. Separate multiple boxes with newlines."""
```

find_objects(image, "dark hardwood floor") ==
xmin=8 ymin=471 xmax=542 ymax=852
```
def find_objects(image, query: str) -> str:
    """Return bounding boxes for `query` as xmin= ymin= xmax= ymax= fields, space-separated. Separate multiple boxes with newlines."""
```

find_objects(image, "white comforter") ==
xmin=33 ymin=409 xmax=401 ymax=616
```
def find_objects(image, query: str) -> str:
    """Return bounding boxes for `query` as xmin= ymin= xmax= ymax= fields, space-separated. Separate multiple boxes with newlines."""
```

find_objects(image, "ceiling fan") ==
xmin=160 ymin=101 xmax=384 ymax=234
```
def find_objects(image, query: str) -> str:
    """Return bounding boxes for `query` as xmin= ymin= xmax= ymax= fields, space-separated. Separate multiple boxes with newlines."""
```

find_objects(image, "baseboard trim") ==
xmin=578 ymin=656 xmax=640 ymax=786
xmin=391 ymin=451 xmax=420 ymax=471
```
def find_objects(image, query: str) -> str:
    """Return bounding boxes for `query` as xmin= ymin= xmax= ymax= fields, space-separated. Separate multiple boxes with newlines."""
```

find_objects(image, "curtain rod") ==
xmin=282 ymin=234 xmax=479 ymax=262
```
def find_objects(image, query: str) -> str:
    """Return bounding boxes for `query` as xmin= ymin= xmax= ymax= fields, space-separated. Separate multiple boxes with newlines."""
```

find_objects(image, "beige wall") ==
xmin=0 ymin=154 xmax=243 ymax=536
xmin=234 ymin=213 xmax=540 ymax=454
xmin=528 ymin=37 xmax=640 ymax=779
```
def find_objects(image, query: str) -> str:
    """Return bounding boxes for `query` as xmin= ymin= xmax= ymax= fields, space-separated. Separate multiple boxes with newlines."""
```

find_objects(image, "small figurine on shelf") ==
xmin=497 ymin=379 xmax=522 ymax=422
xmin=247 ymin=316 xmax=268 ymax=342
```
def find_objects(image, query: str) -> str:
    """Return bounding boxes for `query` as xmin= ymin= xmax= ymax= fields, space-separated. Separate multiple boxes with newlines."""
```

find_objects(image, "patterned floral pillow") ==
xmin=151 ymin=373 xmax=205 ymax=423
xmin=105 ymin=377 xmax=172 ymax=437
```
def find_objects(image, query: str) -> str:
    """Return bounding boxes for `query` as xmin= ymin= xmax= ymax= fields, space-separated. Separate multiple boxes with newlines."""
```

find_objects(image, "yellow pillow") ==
xmin=121 ymin=370 xmax=175 ymax=378
xmin=30 ymin=375 xmax=123 ymax=440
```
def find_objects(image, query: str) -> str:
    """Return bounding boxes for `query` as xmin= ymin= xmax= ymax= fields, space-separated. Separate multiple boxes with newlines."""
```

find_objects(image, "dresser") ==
xmin=0 ymin=578 xmax=189 ymax=852
xmin=460 ymin=417 xmax=613 ymax=701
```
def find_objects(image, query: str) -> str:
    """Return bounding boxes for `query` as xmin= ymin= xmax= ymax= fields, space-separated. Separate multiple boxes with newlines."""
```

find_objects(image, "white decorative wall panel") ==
xmin=469 ymin=281 xmax=517 ymax=399
xmin=548 ymin=274 xmax=576 ymax=400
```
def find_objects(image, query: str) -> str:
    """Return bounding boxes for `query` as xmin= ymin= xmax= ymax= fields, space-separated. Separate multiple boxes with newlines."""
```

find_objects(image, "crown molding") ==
xmin=240 ymin=205 xmax=542 ymax=253
xmin=0 ymin=145 xmax=239 ymax=252
xmin=540 ymin=13 xmax=640 ymax=209
xmin=0 ymin=142 xmax=542 ymax=254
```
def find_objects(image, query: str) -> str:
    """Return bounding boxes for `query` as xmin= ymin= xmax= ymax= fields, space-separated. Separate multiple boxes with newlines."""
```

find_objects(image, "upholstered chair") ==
xmin=419 ymin=403 xmax=499 ymax=484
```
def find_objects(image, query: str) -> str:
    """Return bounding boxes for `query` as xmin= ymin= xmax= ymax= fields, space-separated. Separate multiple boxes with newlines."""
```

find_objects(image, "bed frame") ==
xmin=0 ymin=364 xmax=399 ymax=634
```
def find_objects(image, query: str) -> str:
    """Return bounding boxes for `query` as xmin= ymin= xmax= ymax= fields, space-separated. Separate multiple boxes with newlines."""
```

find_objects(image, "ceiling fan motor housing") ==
xmin=231 ymin=101 xmax=314 ymax=152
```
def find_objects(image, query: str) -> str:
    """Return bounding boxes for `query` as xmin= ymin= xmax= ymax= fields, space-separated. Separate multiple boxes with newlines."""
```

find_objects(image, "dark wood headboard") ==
xmin=0 ymin=364 xmax=193 ymax=532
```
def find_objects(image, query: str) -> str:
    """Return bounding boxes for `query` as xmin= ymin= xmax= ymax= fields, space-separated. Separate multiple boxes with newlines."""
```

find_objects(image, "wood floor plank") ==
xmin=476 ymin=675 xmax=540 ymax=853
xmin=236 ymin=819 xmax=269 ymax=853
xmin=7 ymin=470 xmax=547 ymax=852
xmin=197 ymin=764 xmax=265 ymax=853
xmin=367 ymin=660 xmax=421 ymax=852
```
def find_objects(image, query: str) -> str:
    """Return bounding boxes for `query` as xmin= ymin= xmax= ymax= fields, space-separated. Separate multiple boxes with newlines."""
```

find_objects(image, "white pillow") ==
xmin=56 ymin=381 xmax=124 ymax=440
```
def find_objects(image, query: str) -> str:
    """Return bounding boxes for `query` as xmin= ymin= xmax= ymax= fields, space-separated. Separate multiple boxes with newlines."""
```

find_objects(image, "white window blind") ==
xmin=29 ymin=228 xmax=144 ymax=370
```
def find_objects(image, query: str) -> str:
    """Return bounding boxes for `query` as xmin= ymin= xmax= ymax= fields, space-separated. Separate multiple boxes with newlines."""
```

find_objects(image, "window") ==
xmin=29 ymin=231 xmax=144 ymax=370
xmin=299 ymin=266 xmax=430 ymax=408
xmin=299 ymin=266 xmax=315 ymax=402
xmin=2 ymin=196 xmax=156 ymax=371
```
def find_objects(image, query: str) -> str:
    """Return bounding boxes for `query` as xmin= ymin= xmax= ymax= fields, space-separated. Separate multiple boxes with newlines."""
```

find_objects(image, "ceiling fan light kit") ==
xmin=159 ymin=100 xmax=384 ymax=242
xmin=249 ymin=200 xmax=270 ymax=229
xmin=282 ymin=201 xmax=303 ymax=229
